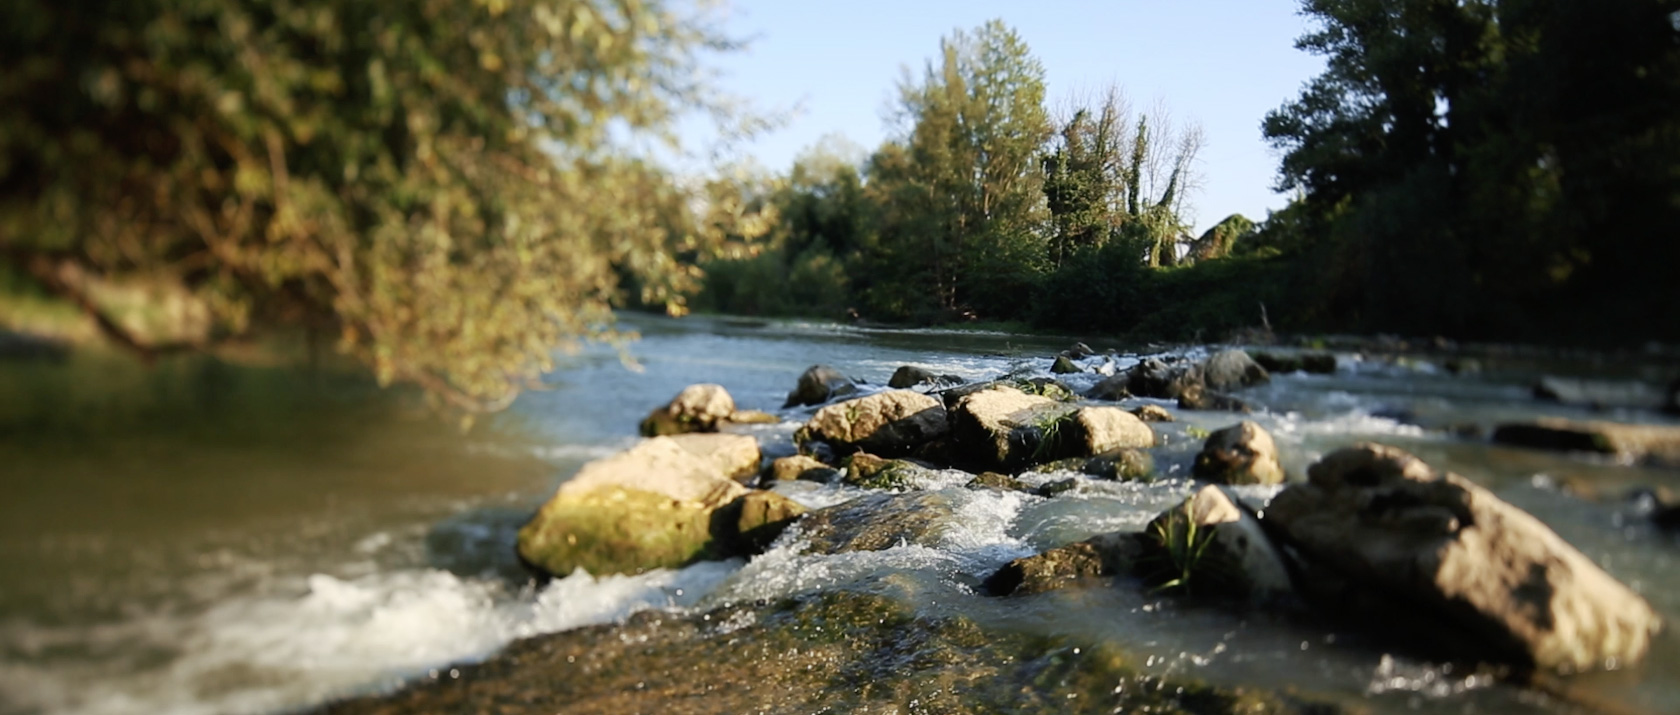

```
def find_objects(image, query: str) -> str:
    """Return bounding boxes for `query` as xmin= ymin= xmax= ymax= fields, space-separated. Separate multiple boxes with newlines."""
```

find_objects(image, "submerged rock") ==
xmin=840 ymin=452 xmax=943 ymax=491
xmin=985 ymin=532 xmax=1142 ymax=596
xmin=798 ymin=390 xmax=949 ymax=457
xmin=312 ymin=589 xmax=1340 ymax=715
xmin=516 ymin=436 xmax=755 ymax=577
xmin=1137 ymin=485 xmax=1292 ymax=601
xmin=1192 ymin=421 xmax=1284 ymax=485
xmin=638 ymin=383 xmax=736 ymax=436
xmin=796 ymin=491 xmax=957 ymax=554
xmin=1492 ymin=417 xmax=1680 ymax=469
xmin=965 ymin=471 xmax=1033 ymax=492
xmin=1032 ymin=449 xmax=1154 ymax=481
xmin=784 ymin=364 xmax=858 ymax=407
xmin=1265 ymin=443 xmax=1663 ymax=672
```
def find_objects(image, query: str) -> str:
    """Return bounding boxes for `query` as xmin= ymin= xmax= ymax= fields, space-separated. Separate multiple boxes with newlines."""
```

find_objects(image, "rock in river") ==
xmin=517 ymin=436 xmax=790 ymax=577
xmin=1492 ymin=417 xmax=1680 ymax=469
xmin=1138 ymin=485 xmax=1292 ymax=601
xmin=1192 ymin=421 xmax=1284 ymax=485
xmin=948 ymin=385 xmax=1154 ymax=472
xmin=638 ymin=383 xmax=736 ymax=436
xmin=784 ymin=364 xmax=858 ymax=407
xmin=797 ymin=390 xmax=949 ymax=457
xmin=1264 ymin=443 xmax=1662 ymax=672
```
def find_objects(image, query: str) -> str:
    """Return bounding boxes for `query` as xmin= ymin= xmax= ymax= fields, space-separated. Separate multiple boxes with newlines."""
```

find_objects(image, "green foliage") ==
xmin=0 ymin=0 xmax=728 ymax=410
xmin=1186 ymin=214 xmax=1256 ymax=262
xmin=1264 ymin=0 xmax=1680 ymax=342
xmin=866 ymin=19 xmax=1054 ymax=317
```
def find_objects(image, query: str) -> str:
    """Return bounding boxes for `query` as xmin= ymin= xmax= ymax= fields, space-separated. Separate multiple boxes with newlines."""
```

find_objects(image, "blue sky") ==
xmin=681 ymin=1 xmax=1325 ymax=234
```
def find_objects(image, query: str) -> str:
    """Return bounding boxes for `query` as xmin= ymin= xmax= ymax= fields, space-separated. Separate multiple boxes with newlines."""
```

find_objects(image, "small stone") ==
xmin=1129 ymin=404 xmax=1176 ymax=423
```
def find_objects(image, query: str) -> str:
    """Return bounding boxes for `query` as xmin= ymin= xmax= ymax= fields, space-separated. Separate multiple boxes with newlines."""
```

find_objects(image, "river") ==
xmin=1 ymin=315 xmax=1676 ymax=714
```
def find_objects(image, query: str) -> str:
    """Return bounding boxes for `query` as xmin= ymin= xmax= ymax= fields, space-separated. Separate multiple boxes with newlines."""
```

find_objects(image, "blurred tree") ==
xmin=1043 ymin=88 xmax=1203 ymax=270
xmin=0 ymin=0 xmax=730 ymax=411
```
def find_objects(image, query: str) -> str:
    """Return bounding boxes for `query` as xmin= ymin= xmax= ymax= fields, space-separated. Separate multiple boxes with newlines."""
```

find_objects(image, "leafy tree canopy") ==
xmin=0 ymin=0 xmax=732 ymax=411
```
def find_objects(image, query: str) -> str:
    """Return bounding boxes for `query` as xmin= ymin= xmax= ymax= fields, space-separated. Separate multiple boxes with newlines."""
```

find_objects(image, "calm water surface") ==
xmin=0 ymin=315 xmax=1676 ymax=714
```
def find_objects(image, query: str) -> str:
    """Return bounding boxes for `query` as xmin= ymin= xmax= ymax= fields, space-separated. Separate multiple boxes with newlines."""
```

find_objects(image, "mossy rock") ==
xmin=311 ymin=588 xmax=1344 ymax=715
xmin=842 ymin=452 xmax=924 ymax=490
xmin=516 ymin=488 xmax=726 ymax=577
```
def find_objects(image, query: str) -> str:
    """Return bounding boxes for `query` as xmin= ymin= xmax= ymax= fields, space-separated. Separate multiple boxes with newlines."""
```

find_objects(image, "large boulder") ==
xmin=1265 ymin=444 xmax=1663 ymax=672
xmin=1493 ymin=417 xmax=1680 ymax=469
xmin=784 ymin=365 xmax=858 ymax=408
xmin=949 ymin=387 xmax=1156 ymax=472
xmin=1198 ymin=349 xmax=1271 ymax=391
xmin=798 ymin=390 xmax=949 ymax=456
xmin=666 ymin=433 xmax=762 ymax=483
xmin=517 ymin=437 xmax=756 ymax=577
xmin=1137 ymin=485 xmax=1292 ymax=600
xmin=1192 ymin=421 xmax=1284 ymax=485
xmin=1050 ymin=356 xmax=1082 ymax=374
xmin=638 ymin=383 xmax=736 ymax=436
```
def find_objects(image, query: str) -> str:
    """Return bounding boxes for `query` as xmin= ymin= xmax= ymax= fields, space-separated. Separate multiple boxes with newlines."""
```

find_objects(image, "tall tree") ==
xmin=869 ymin=20 xmax=1052 ymax=319
xmin=0 ymin=0 xmax=729 ymax=411
xmin=1043 ymin=88 xmax=1203 ymax=268
xmin=1265 ymin=0 xmax=1680 ymax=339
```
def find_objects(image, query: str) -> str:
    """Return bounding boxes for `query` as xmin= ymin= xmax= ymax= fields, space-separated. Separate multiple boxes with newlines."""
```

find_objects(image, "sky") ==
xmin=680 ymin=1 xmax=1326 ymax=234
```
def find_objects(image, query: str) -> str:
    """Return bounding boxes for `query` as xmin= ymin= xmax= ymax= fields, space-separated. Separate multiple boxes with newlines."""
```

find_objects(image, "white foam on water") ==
xmin=0 ymin=559 xmax=745 ymax=715
xmin=934 ymin=488 xmax=1038 ymax=572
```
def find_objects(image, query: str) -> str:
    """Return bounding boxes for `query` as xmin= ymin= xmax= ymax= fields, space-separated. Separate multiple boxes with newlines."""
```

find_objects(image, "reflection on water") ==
xmin=0 ymin=314 xmax=1677 ymax=714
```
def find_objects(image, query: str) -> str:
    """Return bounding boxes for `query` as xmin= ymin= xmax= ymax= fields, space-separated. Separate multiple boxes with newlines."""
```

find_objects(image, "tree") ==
xmin=1043 ymin=88 xmax=1203 ymax=269
xmin=1264 ymin=0 xmax=1680 ymax=339
xmin=868 ymin=20 xmax=1053 ymax=319
xmin=0 ymin=0 xmax=730 ymax=411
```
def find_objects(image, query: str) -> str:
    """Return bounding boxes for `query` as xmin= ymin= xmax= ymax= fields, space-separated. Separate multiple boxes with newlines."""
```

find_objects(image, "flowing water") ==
xmin=1 ymin=315 xmax=1677 ymax=714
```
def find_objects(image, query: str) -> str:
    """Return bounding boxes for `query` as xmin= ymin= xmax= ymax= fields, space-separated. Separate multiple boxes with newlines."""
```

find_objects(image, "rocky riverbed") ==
xmin=5 ymin=315 xmax=1678 ymax=715
xmin=317 ymin=331 xmax=1680 ymax=715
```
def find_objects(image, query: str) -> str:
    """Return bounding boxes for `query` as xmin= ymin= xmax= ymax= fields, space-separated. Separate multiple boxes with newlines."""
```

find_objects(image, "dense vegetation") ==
xmin=693 ymin=2 xmax=1680 ymax=345
xmin=4 ymin=0 xmax=1677 ymax=411
xmin=0 ymin=0 xmax=731 ymax=411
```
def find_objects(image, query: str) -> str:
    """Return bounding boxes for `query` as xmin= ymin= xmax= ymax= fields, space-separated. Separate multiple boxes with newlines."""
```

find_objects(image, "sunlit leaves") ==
xmin=0 ymin=0 xmax=729 ymax=411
